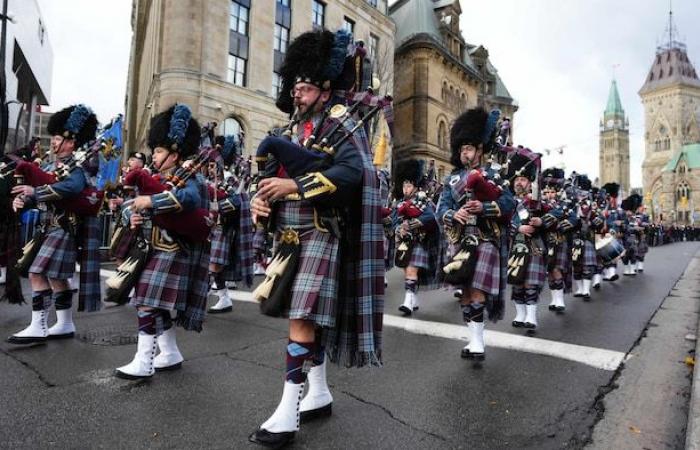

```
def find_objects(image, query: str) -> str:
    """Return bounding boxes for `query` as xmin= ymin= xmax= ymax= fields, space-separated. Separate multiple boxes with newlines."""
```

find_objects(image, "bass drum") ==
xmin=595 ymin=234 xmax=625 ymax=265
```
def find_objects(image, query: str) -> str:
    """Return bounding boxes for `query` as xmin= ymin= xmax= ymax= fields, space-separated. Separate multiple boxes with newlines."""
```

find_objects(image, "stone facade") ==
xmin=639 ymin=34 xmax=700 ymax=224
xmin=124 ymin=0 xmax=395 ymax=160
xmin=389 ymin=0 xmax=517 ymax=181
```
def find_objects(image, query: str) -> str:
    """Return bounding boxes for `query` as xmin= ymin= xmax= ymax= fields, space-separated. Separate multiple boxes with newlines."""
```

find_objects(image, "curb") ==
xmin=686 ymin=252 xmax=700 ymax=450
xmin=687 ymin=310 xmax=700 ymax=450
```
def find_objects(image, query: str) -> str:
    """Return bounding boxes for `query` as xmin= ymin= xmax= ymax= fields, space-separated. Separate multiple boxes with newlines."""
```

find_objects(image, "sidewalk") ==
xmin=685 ymin=252 xmax=700 ymax=449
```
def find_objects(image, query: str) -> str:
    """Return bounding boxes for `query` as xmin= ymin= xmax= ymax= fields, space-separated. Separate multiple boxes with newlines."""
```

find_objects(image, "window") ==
xmin=227 ymin=54 xmax=246 ymax=87
xmin=230 ymin=1 xmax=249 ymax=35
xmin=222 ymin=117 xmax=245 ymax=152
xmin=369 ymin=34 xmax=379 ymax=62
xmin=343 ymin=17 xmax=355 ymax=35
xmin=272 ymin=72 xmax=283 ymax=97
xmin=277 ymin=0 xmax=290 ymax=5
xmin=367 ymin=0 xmax=378 ymax=6
xmin=312 ymin=1 xmax=325 ymax=28
xmin=274 ymin=24 xmax=290 ymax=53
xmin=438 ymin=121 xmax=447 ymax=149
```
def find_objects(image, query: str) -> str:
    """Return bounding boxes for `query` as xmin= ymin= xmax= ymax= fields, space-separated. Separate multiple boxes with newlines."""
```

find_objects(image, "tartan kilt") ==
xmin=209 ymin=225 xmax=235 ymax=266
xmin=524 ymin=250 xmax=547 ymax=287
xmin=574 ymin=240 xmax=597 ymax=268
xmin=446 ymin=240 xmax=500 ymax=295
xmin=277 ymin=201 xmax=339 ymax=328
xmin=384 ymin=234 xmax=395 ymax=270
xmin=132 ymin=239 xmax=210 ymax=332
xmin=407 ymin=242 xmax=430 ymax=269
xmin=637 ymin=239 xmax=649 ymax=256
xmin=550 ymin=240 xmax=570 ymax=273
xmin=29 ymin=225 xmax=77 ymax=280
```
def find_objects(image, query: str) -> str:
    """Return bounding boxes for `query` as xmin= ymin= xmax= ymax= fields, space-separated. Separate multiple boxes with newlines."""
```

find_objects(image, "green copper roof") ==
xmin=605 ymin=79 xmax=624 ymax=116
xmin=664 ymin=143 xmax=700 ymax=171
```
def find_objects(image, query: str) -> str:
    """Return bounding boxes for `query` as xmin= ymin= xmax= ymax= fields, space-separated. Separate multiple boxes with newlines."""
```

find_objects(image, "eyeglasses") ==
xmin=290 ymin=85 xmax=320 ymax=97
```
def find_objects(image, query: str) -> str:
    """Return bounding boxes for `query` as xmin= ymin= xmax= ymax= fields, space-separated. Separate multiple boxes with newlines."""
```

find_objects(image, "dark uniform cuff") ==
xmin=219 ymin=198 xmax=237 ymax=215
xmin=152 ymin=191 xmax=182 ymax=215
xmin=442 ymin=210 xmax=455 ymax=227
xmin=295 ymin=172 xmax=337 ymax=200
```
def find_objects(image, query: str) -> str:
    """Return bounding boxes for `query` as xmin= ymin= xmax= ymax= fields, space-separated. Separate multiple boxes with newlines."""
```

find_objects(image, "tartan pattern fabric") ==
xmin=209 ymin=225 xmax=233 ymax=266
xmin=637 ymin=239 xmax=648 ymax=256
xmin=550 ymin=240 xmax=570 ymax=272
xmin=523 ymin=248 xmax=547 ymax=287
xmin=470 ymin=241 xmax=501 ymax=295
xmin=276 ymin=201 xmax=339 ymax=328
xmin=29 ymin=225 xmax=77 ymax=280
xmin=573 ymin=240 xmax=597 ymax=267
xmin=77 ymin=215 xmax=102 ymax=312
xmin=319 ymin=119 xmax=384 ymax=368
xmin=403 ymin=241 xmax=429 ymax=269
xmin=131 ymin=174 xmax=210 ymax=332
xmin=234 ymin=192 xmax=255 ymax=287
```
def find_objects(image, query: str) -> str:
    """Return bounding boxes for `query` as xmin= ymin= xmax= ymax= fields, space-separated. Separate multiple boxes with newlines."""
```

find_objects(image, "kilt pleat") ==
xmin=471 ymin=241 xmax=500 ymax=295
xmin=209 ymin=225 xmax=234 ymax=266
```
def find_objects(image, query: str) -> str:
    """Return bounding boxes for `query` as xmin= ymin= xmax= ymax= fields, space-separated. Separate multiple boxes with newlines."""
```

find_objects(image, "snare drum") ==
xmin=595 ymin=234 xmax=625 ymax=265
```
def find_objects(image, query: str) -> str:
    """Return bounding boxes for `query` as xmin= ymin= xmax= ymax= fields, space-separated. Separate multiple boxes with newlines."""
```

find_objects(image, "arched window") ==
xmin=222 ymin=116 xmax=245 ymax=152
xmin=676 ymin=181 xmax=690 ymax=202
xmin=437 ymin=120 xmax=447 ymax=149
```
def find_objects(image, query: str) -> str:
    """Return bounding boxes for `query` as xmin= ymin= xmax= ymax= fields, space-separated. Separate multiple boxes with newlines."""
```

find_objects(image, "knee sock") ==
xmin=285 ymin=339 xmax=314 ymax=384
xmin=511 ymin=286 xmax=526 ymax=304
xmin=312 ymin=343 xmax=326 ymax=366
xmin=210 ymin=271 xmax=225 ymax=290
xmin=582 ymin=267 xmax=593 ymax=280
xmin=137 ymin=310 xmax=165 ymax=336
xmin=53 ymin=290 xmax=73 ymax=311
xmin=404 ymin=279 xmax=417 ymax=293
xmin=469 ymin=303 xmax=484 ymax=323
xmin=549 ymin=278 xmax=564 ymax=291
xmin=524 ymin=287 xmax=539 ymax=305
xmin=31 ymin=289 xmax=52 ymax=311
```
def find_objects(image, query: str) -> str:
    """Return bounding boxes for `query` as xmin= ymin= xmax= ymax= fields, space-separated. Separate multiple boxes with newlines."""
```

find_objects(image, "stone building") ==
xmin=598 ymin=79 xmax=630 ymax=193
xmin=389 ymin=0 xmax=517 ymax=180
xmin=124 ymin=0 xmax=395 ymax=158
xmin=639 ymin=17 xmax=700 ymax=224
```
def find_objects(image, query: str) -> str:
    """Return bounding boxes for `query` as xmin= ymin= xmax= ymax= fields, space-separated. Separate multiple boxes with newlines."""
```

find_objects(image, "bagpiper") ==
xmin=541 ymin=167 xmax=578 ymax=312
xmin=206 ymin=136 xmax=254 ymax=313
xmin=600 ymin=183 xmax=621 ymax=282
xmin=248 ymin=29 xmax=384 ymax=448
xmin=620 ymin=194 xmax=644 ymax=276
xmin=569 ymin=174 xmax=602 ymax=300
xmin=114 ymin=104 xmax=210 ymax=379
xmin=392 ymin=159 xmax=440 ymax=316
xmin=634 ymin=203 xmax=650 ymax=272
xmin=7 ymin=105 xmax=102 ymax=344
xmin=437 ymin=107 xmax=516 ymax=361
xmin=506 ymin=149 xmax=548 ymax=331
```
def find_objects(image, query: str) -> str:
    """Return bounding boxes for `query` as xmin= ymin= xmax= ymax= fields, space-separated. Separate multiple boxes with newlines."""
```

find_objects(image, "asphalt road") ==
xmin=0 ymin=241 xmax=698 ymax=449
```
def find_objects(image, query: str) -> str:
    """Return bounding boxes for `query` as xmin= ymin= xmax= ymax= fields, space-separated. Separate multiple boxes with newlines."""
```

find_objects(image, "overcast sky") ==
xmin=36 ymin=0 xmax=699 ymax=187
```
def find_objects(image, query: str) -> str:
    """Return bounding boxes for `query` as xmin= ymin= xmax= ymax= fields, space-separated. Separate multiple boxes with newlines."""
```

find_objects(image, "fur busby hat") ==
xmin=275 ymin=29 xmax=354 ymax=114
xmin=393 ymin=159 xmax=424 ymax=199
xmin=541 ymin=167 xmax=565 ymax=189
xmin=147 ymin=104 xmax=200 ymax=159
xmin=214 ymin=135 xmax=240 ymax=167
xmin=47 ymin=104 xmax=98 ymax=148
xmin=601 ymin=182 xmax=620 ymax=198
xmin=505 ymin=147 xmax=540 ymax=182
xmin=622 ymin=193 xmax=643 ymax=211
xmin=573 ymin=173 xmax=592 ymax=191
xmin=449 ymin=107 xmax=501 ymax=169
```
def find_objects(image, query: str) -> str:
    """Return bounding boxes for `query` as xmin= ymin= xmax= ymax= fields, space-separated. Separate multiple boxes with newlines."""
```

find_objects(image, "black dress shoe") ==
xmin=610 ymin=274 xmax=619 ymax=281
xmin=548 ymin=304 xmax=556 ymax=311
xmin=524 ymin=322 xmax=536 ymax=329
xmin=398 ymin=305 xmax=412 ymax=316
xmin=573 ymin=292 xmax=583 ymax=297
xmin=512 ymin=320 xmax=524 ymax=328
xmin=300 ymin=403 xmax=332 ymax=423
xmin=6 ymin=335 xmax=48 ymax=345
xmin=555 ymin=306 xmax=566 ymax=312
xmin=460 ymin=347 xmax=485 ymax=361
xmin=593 ymin=283 xmax=601 ymax=290
xmin=207 ymin=306 xmax=233 ymax=314
xmin=154 ymin=362 xmax=182 ymax=372
xmin=47 ymin=332 xmax=75 ymax=340
xmin=249 ymin=429 xmax=295 ymax=449
xmin=583 ymin=293 xmax=591 ymax=301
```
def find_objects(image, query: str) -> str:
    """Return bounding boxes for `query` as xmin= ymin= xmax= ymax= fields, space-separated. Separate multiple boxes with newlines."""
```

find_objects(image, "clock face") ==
xmin=607 ymin=119 xmax=614 ymax=127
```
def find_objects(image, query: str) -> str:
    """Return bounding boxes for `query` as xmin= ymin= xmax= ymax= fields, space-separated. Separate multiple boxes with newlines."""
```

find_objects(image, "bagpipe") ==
xmin=105 ymin=149 xmax=214 ymax=305
xmin=10 ymin=139 xmax=106 ymax=216
xmin=251 ymin=91 xmax=393 ymax=317
xmin=394 ymin=191 xmax=432 ymax=268
xmin=121 ymin=149 xmax=214 ymax=243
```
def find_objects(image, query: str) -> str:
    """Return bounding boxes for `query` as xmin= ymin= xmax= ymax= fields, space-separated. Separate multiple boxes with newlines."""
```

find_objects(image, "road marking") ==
xmin=382 ymin=314 xmax=626 ymax=371
xmin=97 ymin=271 xmax=625 ymax=371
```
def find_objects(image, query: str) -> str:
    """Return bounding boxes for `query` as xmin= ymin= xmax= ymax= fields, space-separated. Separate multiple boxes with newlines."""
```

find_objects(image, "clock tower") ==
xmin=599 ymin=79 xmax=630 ymax=193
